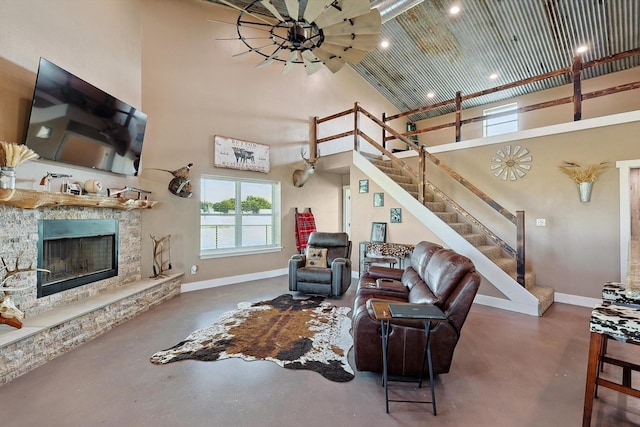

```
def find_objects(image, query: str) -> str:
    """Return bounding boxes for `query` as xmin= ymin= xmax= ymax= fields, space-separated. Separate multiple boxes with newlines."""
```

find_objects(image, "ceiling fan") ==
xmin=213 ymin=0 xmax=382 ymax=75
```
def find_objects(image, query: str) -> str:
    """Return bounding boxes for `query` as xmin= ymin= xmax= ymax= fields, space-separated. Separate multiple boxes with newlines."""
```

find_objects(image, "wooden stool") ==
xmin=582 ymin=302 xmax=640 ymax=426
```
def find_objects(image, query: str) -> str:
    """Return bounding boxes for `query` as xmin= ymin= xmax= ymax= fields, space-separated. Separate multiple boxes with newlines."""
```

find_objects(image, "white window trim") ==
xmin=483 ymin=102 xmax=518 ymax=137
xmin=200 ymin=175 xmax=281 ymax=258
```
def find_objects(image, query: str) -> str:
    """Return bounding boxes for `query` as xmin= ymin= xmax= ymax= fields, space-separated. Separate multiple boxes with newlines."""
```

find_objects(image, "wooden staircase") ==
xmin=367 ymin=154 xmax=555 ymax=315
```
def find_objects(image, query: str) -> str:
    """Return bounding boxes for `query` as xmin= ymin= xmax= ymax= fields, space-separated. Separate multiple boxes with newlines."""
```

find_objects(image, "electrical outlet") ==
xmin=190 ymin=265 xmax=198 ymax=274
xmin=536 ymin=218 xmax=546 ymax=227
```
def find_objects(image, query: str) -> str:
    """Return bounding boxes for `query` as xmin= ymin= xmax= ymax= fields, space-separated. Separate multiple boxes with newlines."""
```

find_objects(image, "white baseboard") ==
xmin=181 ymin=268 xmax=288 ymax=293
xmin=554 ymin=292 xmax=600 ymax=308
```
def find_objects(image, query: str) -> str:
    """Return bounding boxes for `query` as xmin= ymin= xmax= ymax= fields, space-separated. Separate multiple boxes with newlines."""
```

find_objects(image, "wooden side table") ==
xmin=370 ymin=300 xmax=446 ymax=414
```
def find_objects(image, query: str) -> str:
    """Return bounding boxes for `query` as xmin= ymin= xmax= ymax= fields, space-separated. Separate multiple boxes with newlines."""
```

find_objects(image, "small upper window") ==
xmin=483 ymin=103 xmax=518 ymax=137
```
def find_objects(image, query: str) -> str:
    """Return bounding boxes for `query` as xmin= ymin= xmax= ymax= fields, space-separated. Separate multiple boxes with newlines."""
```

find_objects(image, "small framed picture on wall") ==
xmin=390 ymin=208 xmax=402 ymax=223
xmin=373 ymin=192 xmax=384 ymax=207
xmin=359 ymin=179 xmax=369 ymax=193
xmin=371 ymin=222 xmax=387 ymax=243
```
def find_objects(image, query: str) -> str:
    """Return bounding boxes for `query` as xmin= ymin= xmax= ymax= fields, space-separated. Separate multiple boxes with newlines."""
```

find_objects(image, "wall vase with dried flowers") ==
xmin=558 ymin=161 xmax=610 ymax=203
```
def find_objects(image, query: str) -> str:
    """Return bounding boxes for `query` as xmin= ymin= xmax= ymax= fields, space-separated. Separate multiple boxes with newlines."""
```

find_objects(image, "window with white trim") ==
xmin=200 ymin=175 xmax=281 ymax=257
xmin=483 ymin=103 xmax=518 ymax=137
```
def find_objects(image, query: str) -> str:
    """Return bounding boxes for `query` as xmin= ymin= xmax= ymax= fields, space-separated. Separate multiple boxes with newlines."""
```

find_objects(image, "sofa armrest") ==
xmin=331 ymin=257 xmax=352 ymax=294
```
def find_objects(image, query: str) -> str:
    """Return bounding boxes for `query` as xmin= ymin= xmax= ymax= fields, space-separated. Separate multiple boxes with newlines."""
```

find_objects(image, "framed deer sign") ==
xmin=214 ymin=135 xmax=270 ymax=173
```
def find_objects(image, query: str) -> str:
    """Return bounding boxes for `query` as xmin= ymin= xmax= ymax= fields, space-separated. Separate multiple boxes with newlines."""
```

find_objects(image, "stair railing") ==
xmin=312 ymin=102 xmax=526 ymax=286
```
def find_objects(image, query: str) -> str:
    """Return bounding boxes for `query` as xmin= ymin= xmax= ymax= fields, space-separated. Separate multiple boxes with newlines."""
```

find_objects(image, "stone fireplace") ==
xmin=0 ymin=198 xmax=182 ymax=386
xmin=38 ymin=219 xmax=119 ymax=297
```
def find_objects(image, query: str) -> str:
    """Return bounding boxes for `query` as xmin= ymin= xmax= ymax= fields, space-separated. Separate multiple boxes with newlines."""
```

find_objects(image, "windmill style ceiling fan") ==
xmin=215 ymin=0 xmax=382 ymax=75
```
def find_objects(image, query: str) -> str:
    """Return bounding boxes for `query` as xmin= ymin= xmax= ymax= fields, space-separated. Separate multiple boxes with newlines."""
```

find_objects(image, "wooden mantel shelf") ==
xmin=0 ymin=189 xmax=157 ymax=210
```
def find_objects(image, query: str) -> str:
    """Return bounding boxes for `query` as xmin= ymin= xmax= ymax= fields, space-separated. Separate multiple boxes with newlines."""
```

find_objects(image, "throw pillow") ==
xmin=305 ymin=247 xmax=328 ymax=268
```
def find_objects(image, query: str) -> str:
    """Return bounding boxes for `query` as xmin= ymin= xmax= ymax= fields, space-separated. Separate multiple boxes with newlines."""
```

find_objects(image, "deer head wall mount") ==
xmin=292 ymin=149 xmax=320 ymax=188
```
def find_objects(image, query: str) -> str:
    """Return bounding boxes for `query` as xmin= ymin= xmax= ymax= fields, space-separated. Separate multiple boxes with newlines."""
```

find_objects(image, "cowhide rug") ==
xmin=150 ymin=294 xmax=354 ymax=382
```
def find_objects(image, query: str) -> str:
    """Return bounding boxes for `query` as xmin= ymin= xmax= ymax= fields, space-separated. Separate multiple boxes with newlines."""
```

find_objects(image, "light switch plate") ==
xmin=536 ymin=218 xmax=546 ymax=227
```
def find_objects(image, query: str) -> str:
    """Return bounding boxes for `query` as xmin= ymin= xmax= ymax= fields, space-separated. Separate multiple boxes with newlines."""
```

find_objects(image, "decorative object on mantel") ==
xmin=150 ymin=235 xmax=172 ymax=278
xmin=83 ymin=179 xmax=104 ymax=195
xmin=146 ymin=163 xmax=193 ymax=198
xmin=107 ymin=186 xmax=153 ymax=200
xmin=0 ymin=188 xmax=157 ymax=210
xmin=0 ymin=254 xmax=50 ymax=329
xmin=39 ymin=172 xmax=72 ymax=192
xmin=0 ymin=141 xmax=39 ymax=190
xmin=558 ymin=161 xmax=610 ymax=203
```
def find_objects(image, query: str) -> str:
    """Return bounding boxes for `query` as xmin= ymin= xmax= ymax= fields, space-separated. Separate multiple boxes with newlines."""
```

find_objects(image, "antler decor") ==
xmin=0 ymin=254 xmax=50 ymax=329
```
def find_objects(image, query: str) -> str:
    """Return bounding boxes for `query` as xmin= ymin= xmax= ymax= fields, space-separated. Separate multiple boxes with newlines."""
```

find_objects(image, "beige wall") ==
xmin=1 ymin=0 xmax=639 ymax=302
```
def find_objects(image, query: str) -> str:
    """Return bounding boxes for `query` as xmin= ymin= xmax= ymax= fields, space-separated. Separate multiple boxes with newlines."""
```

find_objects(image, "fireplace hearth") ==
xmin=37 ymin=219 xmax=118 ymax=297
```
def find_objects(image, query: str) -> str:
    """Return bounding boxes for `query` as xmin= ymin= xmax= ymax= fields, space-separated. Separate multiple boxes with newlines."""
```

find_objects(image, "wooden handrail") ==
xmin=384 ymin=49 xmax=640 ymax=143
xmin=312 ymin=103 xmax=524 ymax=284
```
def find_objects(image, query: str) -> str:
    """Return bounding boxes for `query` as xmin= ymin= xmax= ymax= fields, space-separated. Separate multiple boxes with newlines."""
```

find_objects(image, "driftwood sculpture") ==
xmin=292 ymin=150 xmax=320 ymax=188
xmin=150 ymin=235 xmax=172 ymax=278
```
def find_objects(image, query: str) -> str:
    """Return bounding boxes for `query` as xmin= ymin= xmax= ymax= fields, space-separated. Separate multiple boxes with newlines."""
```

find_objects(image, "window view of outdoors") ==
xmin=483 ymin=103 xmax=518 ymax=137
xmin=200 ymin=177 xmax=278 ymax=253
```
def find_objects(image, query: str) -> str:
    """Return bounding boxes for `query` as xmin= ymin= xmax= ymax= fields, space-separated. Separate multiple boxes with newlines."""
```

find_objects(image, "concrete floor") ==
xmin=1 ymin=276 xmax=639 ymax=427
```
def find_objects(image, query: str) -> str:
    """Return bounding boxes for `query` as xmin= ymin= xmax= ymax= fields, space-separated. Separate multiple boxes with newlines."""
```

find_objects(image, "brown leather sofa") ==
xmin=352 ymin=241 xmax=481 ymax=377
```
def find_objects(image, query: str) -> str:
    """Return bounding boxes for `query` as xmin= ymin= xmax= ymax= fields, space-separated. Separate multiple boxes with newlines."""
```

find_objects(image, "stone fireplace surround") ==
xmin=0 ymin=203 xmax=182 ymax=386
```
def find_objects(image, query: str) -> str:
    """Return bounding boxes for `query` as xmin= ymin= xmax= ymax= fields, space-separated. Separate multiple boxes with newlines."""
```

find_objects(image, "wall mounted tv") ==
xmin=24 ymin=58 xmax=147 ymax=176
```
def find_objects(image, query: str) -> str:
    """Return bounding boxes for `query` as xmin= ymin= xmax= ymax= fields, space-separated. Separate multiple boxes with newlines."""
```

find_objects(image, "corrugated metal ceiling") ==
xmin=205 ymin=0 xmax=640 ymax=120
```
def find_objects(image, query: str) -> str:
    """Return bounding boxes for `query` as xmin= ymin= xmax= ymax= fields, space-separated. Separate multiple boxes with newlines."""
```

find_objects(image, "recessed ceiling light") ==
xmin=427 ymin=92 xmax=435 ymax=98
xmin=449 ymin=5 xmax=461 ymax=15
xmin=380 ymin=39 xmax=390 ymax=48
xmin=489 ymin=73 xmax=499 ymax=80
xmin=576 ymin=45 xmax=588 ymax=54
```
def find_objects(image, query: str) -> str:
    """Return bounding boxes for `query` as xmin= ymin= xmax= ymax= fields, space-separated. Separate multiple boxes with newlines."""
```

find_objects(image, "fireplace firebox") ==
xmin=37 ymin=219 xmax=118 ymax=298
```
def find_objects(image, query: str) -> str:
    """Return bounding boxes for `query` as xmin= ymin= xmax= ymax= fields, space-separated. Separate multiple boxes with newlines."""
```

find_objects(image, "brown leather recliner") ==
xmin=352 ymin=241 xmax=480 ymax=377
xmin=289 ymin=232 xmax=352 ymax=296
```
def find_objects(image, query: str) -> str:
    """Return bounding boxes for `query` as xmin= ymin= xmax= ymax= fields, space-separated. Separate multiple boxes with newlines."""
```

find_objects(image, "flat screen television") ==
xmin=24 ymin=58 xmax=147 ymax=176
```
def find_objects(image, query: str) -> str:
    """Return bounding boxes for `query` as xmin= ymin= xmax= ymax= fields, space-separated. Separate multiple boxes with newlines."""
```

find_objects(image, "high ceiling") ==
xmin=205 ymin=0 xmax=640 ymax=120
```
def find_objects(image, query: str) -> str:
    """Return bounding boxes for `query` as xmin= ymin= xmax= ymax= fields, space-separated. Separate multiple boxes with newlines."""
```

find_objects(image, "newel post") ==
xmin=382 ymin=111 xmax=387 ymax=151
xmin=572 ymin=55 xmax=583 ymax=121
xmin=516 ymin=210 xmax=525 ymax=287
xmin=418 ymin=146 xmax=426 ymax=204
xmin=455 ymin=91 xmax=462 ymax=142
xmin=310 ymin=116 xmax=318 ymax=159
xmin=354 ymin=102 xmax=360 ymax=152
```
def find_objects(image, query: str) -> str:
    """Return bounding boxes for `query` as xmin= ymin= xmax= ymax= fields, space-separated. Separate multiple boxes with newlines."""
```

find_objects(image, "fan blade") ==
xmin=303 ymin=0 xmax=336 ymax=23
xmin=260 ymin=0 xmax=286 ymax=22
xmin=282 ymin=51 xmax=299 ymax=75
xmin=217 ymin=36 xmax=272 ymax=41
xmin=323 ymin=33 xmax=379 ymax=51
xmin=216 ymin=0 xmax=275 ymax=25
xmin=256 ymin=46 xmax=283 ymax=68
xmin=301 ymin=50 xmax=323 ymax=75
xmin=284 ymin=0 xmax=300 ymax=20
xmin=318 ymin=42 xmax=368 ymax=63
xmin=312 ymin=47 xmax=347 ymax=73
xmin=322 ymin=9 xmax=381 ymax=36
xmin=314 ymin=0 xmax=371 ymax=28
xmin=232 ymin=43 xmax=273 ymax=57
